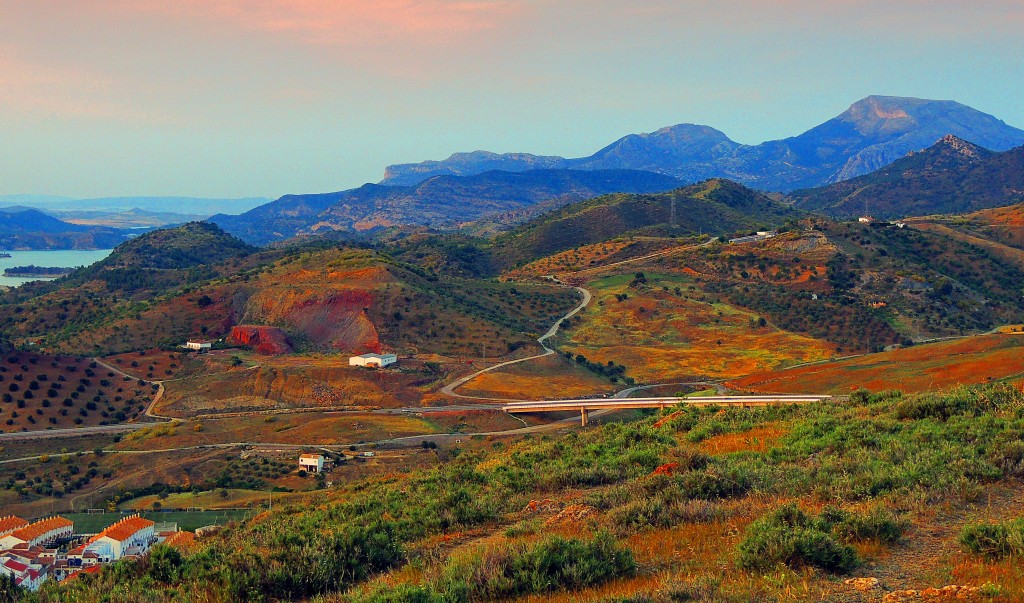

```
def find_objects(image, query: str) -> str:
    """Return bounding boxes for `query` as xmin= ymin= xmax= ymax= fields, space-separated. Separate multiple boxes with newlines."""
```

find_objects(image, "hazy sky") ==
xmin=2 ymin=1 xmax=1022 ymax=200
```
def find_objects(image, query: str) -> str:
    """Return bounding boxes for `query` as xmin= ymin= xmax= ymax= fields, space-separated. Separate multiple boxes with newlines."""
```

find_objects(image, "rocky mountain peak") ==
xmin=936 ymin=134 xmax=983 ymax=158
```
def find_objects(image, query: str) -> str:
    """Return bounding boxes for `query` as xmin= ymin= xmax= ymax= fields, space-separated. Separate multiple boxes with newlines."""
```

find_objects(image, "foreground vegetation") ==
xmin=20 ymin=382 xmax=1024 ymax=602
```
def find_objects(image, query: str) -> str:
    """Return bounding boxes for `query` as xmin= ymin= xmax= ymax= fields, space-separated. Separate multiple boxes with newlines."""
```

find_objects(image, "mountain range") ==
xmin=381 ymin=96 xmax=1024 ymax=192
xmin=209 ymin=169 xmax=682 ymax=246
xmin=789 ymin=135 xmax=1024 ymax=219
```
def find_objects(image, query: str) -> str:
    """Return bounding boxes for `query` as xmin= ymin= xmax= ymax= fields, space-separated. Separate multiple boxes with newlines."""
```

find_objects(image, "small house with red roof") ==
xmin=0 ymin=557 xmax=48 ymax=591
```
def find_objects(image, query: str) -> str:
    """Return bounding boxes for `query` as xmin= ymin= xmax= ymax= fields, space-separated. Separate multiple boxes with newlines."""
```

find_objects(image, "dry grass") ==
xmin=103 ymin=349 xmax=196 ymax=381
xmin=507 ymin=239 xmax=675 ymax=279
xmin=458 ymin=354 xmax=616 ymax=400
xmin=120 ymin=488 xmax=313 ymax=511
xmin=114 ymin=413 xmax=437 ymax=452
xmin=155 ymin=353 xmax=430 ymax=416
xmin=562 ymin=273 xmax=835 ymax=381
xmin=729 ymin=333 xmax=1024 ymax=394
xmin=698 ymin=424 xmax=787 ymax=455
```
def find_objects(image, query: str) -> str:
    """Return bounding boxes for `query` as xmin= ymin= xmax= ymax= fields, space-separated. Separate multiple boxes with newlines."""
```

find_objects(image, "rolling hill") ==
xmin=209 ymin=169 xmax=682 ymax=246
xmin=0 ymin=223 xmax=578 ymax=357
xmin=0 ymin=207 xmax=131 ymax=250
xmin=492 ymin=179 xmax=800 ymax=268
xmin=788 ymin=135 xmax=1024 ymax=219
xmin=381 ymin=96 xmax=1024 ymax=191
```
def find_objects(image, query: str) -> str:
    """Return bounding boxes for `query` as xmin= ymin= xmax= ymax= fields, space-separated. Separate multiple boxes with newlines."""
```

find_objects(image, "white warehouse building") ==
xmin=349 ymin=353 xmax=397 ymax=368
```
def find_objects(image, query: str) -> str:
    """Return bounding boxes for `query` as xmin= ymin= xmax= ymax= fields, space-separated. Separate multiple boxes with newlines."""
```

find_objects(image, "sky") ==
xmin=1 ymin=1 xmax=1022 ymax=201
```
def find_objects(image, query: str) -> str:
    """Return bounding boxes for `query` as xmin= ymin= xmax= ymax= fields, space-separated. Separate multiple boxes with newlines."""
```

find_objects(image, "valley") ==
xmin=3 ymin=101 xmax=1024 ymax=602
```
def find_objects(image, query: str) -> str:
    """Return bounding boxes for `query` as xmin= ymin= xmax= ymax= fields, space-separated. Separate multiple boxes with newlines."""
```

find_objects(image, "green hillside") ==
xmin=36 ymin=384 xmax=1024 ymax=602
xmin=789 ymin=136 xmax=1024 ymax=219
xmin=493 ymin=179 xmax=800 ymax=268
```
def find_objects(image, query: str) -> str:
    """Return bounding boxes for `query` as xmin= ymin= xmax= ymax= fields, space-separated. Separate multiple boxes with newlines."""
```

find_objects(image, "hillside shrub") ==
xmin=824 ymin=507 xmax=907 ymax=543
xmin=736 ymin=504 xmax=858 ymax=573
xmin=894 ymin=383 xmax=1024 ymax=421
xmin=436 ymin=532 xmax=635 ymax=601
xmin=960 ymin=518 xmax=1024 ymax=559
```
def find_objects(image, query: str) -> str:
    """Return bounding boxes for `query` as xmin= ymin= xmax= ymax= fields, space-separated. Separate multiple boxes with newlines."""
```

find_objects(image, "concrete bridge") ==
xmin=502 ymin=395 xmax=832 ymax=426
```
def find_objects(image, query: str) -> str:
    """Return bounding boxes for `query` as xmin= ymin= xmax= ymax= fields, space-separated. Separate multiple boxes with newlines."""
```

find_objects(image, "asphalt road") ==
xmin=439 ymin=284 xmax=592 ymax=400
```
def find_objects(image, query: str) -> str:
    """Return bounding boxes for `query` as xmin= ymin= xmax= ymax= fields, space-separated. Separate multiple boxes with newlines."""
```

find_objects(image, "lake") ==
xmin=0 ymin=249 xmax=113 ymax=287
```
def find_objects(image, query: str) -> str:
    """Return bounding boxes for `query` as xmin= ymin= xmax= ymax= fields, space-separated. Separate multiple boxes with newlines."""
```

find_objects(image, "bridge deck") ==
xmin=502 ymin=395 xmax=831 ymax=425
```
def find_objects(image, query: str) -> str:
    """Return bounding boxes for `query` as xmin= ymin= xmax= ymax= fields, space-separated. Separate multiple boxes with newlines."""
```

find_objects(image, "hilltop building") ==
xmin=299 ymin=453 xmax=325 ymax=473
xmin=349 ymin=353 xmax=397 ymax=368
xmin=0 ymin=517 xmax=73 ymax=549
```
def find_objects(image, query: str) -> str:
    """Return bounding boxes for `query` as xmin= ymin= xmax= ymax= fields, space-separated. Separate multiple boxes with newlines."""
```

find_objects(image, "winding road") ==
xmin=439 ymin=284 xmax=591 ymax=399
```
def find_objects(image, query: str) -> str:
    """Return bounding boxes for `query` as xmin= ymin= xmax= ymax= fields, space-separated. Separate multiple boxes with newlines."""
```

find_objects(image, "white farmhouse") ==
xmin=185 ymin=340 xmax=212 ymax=351
xmin=349 ymin=353 xmax=397 ymax=368
xmin=299 ymin=454 xmax=325 ymax=473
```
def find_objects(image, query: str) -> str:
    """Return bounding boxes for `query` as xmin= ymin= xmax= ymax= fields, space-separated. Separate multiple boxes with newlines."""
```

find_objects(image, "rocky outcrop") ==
xmin=242 ymin=288 xmax=382 ymax=353
xmin=227 ymin=325 xmax=293 ymax=355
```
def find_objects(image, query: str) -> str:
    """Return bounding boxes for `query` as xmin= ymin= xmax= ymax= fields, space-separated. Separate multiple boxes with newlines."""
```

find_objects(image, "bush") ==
xmin=894 ymin=383 xmax=1024 ymax=421
xmin=736 ymin=504 xmax=858 ymax=573
xmin=436 ymin=532 xmax=635 ymax=601
xmin=960 ymin=518 xmax=1024 ymax=559
xmin=825 ymin=507 xmax=907 ymax=543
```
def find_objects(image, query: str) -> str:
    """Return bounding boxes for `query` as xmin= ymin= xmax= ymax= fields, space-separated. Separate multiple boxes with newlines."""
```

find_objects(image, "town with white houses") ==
xmin=0 ymin=513 xmax=195 ymax=591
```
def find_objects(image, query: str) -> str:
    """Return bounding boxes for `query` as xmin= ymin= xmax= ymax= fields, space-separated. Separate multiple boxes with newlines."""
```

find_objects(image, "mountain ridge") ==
xmin=787 ymin=135 xmax=1024 ymax=219
xmin=380 ymin=96 xmax=1024 ymax=192
xmin=210 ymin=168 xmax=683 ymax=246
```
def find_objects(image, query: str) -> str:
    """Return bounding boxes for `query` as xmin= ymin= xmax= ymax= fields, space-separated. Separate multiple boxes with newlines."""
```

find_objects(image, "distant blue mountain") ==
xmin=0 ymin=207 xmax=131 ymax=250
xmin=0 ymin=195 xmax=269 ymax=215
xmin=210 ymin=168 xmax=682 ymax=245
xmin=381 ymin=96 xmax=1024 ymax=192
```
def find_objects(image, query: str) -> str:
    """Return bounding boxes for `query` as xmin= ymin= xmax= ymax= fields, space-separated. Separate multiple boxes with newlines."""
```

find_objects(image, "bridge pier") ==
xmin=580 ymin=408 xmax=589 ymax=426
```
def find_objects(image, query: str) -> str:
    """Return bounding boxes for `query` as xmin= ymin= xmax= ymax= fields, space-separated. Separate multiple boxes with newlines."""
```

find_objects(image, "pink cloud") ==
xmin=115 ymin=0 xmax=523 ymax=47
xmin=0 ymin=49 xmax=177 ymax=123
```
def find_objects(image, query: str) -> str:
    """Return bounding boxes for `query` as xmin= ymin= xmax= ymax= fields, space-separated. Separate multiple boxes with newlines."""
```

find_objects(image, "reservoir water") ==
xmin=0 ymin=249 xmax=113 ymax=287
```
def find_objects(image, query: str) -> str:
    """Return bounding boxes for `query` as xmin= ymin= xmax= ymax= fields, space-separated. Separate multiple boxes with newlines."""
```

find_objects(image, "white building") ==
xmin=185 ymin=340 xmax=212 ymax=351
xmin=0 ymin=558 xmax=46 ymax=591
xmin=349 ymin=353 xmax=397 ymax=368
xmin=83 ymin=515 xmax=155 ymax=562
xmin=0 ymin=517 xmax=73 ymax=550
xmin=299 ymin=454 xmax=325 ymax=473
